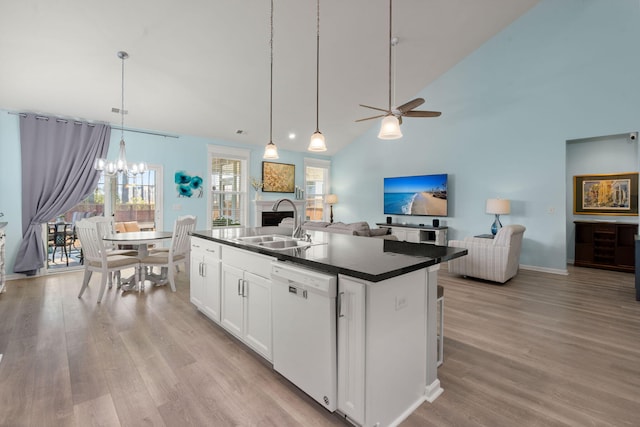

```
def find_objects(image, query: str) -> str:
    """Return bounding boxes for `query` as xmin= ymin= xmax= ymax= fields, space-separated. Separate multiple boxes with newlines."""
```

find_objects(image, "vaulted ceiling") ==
xmin=0 ymin=0 xmax=539 ymax=155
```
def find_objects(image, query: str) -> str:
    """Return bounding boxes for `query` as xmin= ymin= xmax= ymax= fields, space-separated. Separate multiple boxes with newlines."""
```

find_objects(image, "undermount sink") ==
xmin=235 ymin=234 xmax=321 ymax=251
xmin=236 ymin=234 xmax=290 ymax=244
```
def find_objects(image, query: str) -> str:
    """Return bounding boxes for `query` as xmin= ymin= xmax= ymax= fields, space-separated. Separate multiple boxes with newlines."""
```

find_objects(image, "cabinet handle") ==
xmin=201 ymin=263 xmax=206 ymax=277
xmin=193 ymin=244 xmax=200 ymax=248
xmin=242 ymin=279 xmax=247 ymax=298
xmin=237 ymin=278 xmax=242 ymax=296
xmin=338 ymin=292 xmax=345 ymax=318
xmin=198 ymin=262 xmax=202 ymax=276
xmin=206 ymin=248 xmax=216 ymax=253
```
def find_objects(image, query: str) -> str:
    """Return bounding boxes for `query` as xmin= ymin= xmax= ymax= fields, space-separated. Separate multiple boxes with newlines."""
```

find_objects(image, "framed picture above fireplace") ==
xmin=262 ymin=161 xmax=295 ymax=193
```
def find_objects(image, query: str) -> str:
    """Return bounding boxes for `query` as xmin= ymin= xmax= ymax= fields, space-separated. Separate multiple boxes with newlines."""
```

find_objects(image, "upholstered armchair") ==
xmin=447 ymin=225 xmax=526 ymax=284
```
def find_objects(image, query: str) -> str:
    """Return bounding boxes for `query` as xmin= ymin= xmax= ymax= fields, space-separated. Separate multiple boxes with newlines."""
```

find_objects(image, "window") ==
xmin=209 ymin=146 xmax=249 ymax=228
xmin=45 ymin=166 xmax=162 ymax=271
xmin=304 ymin=158 xmax=330 ymax=222
xmin=112 ymin=169 xmax=157 ymax=229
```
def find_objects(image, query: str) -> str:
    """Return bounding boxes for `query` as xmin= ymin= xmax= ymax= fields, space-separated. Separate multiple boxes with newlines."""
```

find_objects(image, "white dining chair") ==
xmin=138 ymin=215 xmax=196 ymax=292
xmin=75 ymin=218 xmax=140 ymax=303
xmin=84 ymin=216 xmax=138 ymax=287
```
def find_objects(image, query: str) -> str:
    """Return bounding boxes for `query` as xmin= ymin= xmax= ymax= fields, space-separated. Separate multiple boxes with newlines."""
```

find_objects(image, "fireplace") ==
xmin=254 ymin=200 xmax=306 ymax=227
xmin=262 ymin=211 xmax=293 ymax=226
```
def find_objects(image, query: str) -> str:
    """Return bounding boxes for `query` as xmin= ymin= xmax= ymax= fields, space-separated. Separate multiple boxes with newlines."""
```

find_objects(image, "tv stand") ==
xmin=376 ymin=223 xmax=448 ymax=245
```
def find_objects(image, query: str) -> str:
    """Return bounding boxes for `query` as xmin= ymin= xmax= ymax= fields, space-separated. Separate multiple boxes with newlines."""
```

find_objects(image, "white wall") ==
xmin=331 ymin=0 xmax=640 ymax=272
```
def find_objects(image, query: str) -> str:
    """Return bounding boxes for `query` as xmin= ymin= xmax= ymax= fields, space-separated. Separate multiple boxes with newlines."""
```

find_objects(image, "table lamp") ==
xmin=486 ymin=198 xmax=510 ymax=235
xmin=326 ymin=194 xmax=338 ymax=223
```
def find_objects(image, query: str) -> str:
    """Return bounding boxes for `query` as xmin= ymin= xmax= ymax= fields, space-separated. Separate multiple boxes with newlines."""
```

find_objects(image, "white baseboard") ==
xmin=424 ymin=378 xmax=444 ymax=402
xmin=520 ymin=264 xmax=568 ymax=276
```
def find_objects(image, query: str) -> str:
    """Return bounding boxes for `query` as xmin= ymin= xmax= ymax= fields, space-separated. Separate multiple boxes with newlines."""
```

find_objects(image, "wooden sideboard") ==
xmin=574 ymin=221 xmax=637 ymax=273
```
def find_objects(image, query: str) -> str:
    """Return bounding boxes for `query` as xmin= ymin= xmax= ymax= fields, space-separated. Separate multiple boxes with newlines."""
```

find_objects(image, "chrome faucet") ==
xmin=272 ymin=198 xmax=303 ymax=238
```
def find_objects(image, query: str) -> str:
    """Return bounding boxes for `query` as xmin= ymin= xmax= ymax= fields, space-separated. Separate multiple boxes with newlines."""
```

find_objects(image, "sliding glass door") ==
xmin=44 ymin=165 xmax=163 ymax=272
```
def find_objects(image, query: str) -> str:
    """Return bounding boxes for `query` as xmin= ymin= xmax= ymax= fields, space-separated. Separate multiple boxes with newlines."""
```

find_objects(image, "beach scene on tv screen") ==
xmin=384 ymin=174 xmax=447 ymax=216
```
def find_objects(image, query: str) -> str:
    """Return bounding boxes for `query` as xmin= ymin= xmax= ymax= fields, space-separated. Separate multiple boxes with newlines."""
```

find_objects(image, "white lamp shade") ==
xmin=325 ymin=194 xmax=338 ymax=204
xmin=378 ymin=115 xmax=402 ymax=140
xmin=308 ymin=131 xmax=327 ymax=152
xmin=263 ymin=141 xmax=279 ymax=159
xmin=486 ymin=198 xmax=511 ymax=215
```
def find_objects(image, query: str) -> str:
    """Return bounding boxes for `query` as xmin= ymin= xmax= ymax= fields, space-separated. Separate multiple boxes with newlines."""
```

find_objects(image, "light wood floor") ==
xmin=0 ymin=265 xmax=638 ymax=426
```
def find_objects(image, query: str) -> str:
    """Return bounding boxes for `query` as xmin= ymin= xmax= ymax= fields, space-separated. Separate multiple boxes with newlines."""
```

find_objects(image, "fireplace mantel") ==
xmin=254 ymin=199 xmax=305 ymax=227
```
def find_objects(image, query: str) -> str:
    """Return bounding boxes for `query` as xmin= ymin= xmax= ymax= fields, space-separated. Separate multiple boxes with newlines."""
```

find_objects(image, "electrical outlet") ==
xmin=395 ymin=296 xmax=408 ymax=310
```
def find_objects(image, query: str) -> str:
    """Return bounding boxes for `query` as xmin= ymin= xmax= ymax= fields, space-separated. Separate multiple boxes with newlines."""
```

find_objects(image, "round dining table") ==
xmin=103 ymin=231 xmax=173 ymax=292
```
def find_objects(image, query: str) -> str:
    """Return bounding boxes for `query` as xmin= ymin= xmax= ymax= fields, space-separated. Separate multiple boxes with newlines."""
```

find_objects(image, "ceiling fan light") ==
xmin=378 ymin=115 xmax=403 ymax=139
xmin=308 ymin=131 xmax=327 ymax=152
xmin=263 ymin=141 xmax=279 ymax=159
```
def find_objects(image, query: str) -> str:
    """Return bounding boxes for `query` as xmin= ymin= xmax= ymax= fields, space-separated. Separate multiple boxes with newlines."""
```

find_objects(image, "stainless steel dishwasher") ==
xmin=271 ymin=261 xmax=338 ymax=412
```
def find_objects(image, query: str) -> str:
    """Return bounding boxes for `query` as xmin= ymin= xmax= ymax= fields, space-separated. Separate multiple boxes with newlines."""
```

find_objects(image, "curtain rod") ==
xmin=7 ymin=111 xmax=180 ymax=139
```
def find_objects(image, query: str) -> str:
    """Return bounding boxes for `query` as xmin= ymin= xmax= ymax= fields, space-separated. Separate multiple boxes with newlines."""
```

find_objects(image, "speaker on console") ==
xmin=432 ymin=219 xmax=440 ymax=227
xmin=386 ymin=216 xmax=392 ymax=224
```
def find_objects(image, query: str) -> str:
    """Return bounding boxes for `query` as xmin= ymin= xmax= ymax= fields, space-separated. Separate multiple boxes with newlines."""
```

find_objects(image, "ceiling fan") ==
xmin=356 ymin=0 xmax=441 ymax=137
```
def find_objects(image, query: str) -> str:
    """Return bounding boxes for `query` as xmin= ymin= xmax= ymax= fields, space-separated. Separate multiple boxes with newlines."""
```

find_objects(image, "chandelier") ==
xmin=94 ymin=51 xmax=147 ymax=176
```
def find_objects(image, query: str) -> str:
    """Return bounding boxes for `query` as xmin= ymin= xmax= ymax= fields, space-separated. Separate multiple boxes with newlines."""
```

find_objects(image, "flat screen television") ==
xmin=384 ymin=174 xmax=448 ymax=216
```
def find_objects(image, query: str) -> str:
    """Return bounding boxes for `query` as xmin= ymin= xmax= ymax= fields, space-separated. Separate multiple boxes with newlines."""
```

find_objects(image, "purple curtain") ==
xmin=14 ymin=114 xmax=110 ymax=275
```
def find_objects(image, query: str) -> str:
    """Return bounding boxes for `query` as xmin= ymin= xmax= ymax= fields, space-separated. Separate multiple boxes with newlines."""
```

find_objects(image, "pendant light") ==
xmin=94 ymin=51 xmax=147 ymax=176
xmin=308 ymin=0 xmax=327 ymax=152
xmin=263 ymin=0 xmax=279 ymax=159
xmin=378 ymin=0 xmax=402 ymax=140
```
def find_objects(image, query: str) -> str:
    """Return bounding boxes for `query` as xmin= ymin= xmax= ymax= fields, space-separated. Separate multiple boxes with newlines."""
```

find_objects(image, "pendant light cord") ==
xmin=387 ymin=0 xmax=393 ymax=112
xmin=121 ymin=53 xmax=125 ymax=141
xmin=269 ymin=0 xmax=274 ymax=144
xmin=315 ymin=0 xmax=320 ymax=132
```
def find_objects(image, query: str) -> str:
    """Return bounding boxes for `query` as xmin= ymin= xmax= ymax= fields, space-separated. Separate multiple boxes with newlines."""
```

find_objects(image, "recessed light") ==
xmin=289 ymin=132 xmax=296 ymax=139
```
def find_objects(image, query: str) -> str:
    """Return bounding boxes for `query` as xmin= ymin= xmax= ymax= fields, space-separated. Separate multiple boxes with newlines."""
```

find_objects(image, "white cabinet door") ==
xmin=244 ymin=271 xmax=272 ymax=361
xmin=405 ymin=229 xmax=421 ymax=243
xmin=337 ymin=276 xmax=366 ymax=425
xmin=221 ymin=263 xmax=244 ymax=339
xmin=201 ymin=250 xmax=221 ymax=322
xmin=190 ymin=246 xmax=206 ymax=309
xmin=391 ymin=228 xmax=408 ymax=242
xmin=191 ymin=239 xmax=221 ymax=323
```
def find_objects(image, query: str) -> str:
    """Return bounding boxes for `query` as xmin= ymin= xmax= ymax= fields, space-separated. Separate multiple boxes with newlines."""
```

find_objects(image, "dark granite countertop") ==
xmin=191 ymin=226 xmax=467 ymax=282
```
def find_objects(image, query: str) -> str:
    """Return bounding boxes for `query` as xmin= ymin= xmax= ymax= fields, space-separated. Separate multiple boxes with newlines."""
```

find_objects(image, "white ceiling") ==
xmin=0 ymin=0 xmax=539 ymax=155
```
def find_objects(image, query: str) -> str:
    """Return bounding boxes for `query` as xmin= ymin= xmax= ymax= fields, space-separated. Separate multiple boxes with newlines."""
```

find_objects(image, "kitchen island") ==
xmin=190 ymin=226 xmax=467 ymax=427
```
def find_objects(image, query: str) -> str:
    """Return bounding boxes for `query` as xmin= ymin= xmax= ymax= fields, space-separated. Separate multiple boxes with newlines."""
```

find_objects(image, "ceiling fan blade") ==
xmin=355 ymin=114 xmax=386 ymax=122
xmin=359 ymin=104 xmax=389 ymax=113
xmin=404 ymin=110 xmax=442 ymax=118
xmin=396 ymin=98 xmax=425 ymax=113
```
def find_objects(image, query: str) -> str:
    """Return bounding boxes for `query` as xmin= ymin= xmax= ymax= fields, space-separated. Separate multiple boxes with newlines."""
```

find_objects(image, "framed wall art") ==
xmin=573 ymin=172 xmax=638 ymax=215
xmin=175 ymin=170 xmax=204 ymax=198
xmin=262 ymin=161 xmax=295 ymax=193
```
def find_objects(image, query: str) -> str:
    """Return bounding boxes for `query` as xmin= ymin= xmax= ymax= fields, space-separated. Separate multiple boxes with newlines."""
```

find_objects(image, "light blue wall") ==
xmin=0 ymin=110 xmax=328 ymax=276
xmin=332 ymin=0 xmax=640 ymax=272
